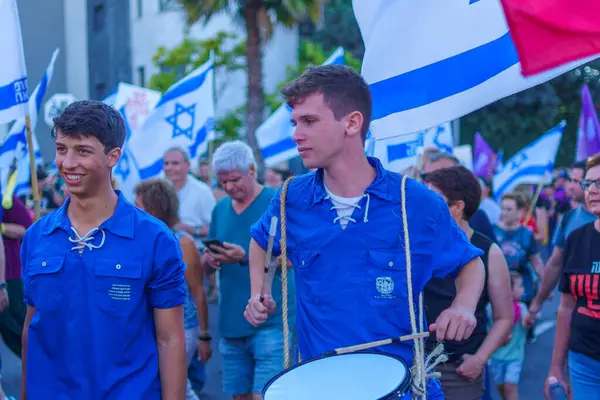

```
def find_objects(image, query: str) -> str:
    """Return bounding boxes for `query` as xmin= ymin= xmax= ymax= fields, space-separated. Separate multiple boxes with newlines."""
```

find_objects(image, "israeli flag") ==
xmin=113 ymin=108 xmax=141 ymax=201
xmin=128 ymin=57 xmax=215 ymax=180
xmin=0 ymin=0 xmax=29 ymax=123
xmin=109 ymin=83 xmax=160 ymax=201
xmin=354 ymin=0 xmax=598 ymax=140
xmin=257 ymin=47 xmax=345 ymax=166
xmin=365 ymin=122 xmax=453 ymax=171
xmin=0 ymin=49 xmax=59 ymax=197
xmin=493 ymin=121 xmax=565 ymax=201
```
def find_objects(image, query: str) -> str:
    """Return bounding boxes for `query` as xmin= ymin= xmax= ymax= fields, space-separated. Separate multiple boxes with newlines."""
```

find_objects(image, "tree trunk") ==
xmin=244 ymin=1 xmax=266 ymax=180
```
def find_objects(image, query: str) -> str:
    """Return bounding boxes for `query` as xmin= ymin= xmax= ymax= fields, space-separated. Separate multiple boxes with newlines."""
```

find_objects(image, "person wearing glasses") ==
xmin=544 ymin=154 xmax=600 ymax=399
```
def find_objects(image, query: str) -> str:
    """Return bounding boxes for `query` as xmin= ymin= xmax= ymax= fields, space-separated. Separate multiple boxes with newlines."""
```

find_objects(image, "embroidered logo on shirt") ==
xmin=108 ymin=284 xmax=131 ymax=301
xmin=375 ymin=277 xmax=395 ymax=299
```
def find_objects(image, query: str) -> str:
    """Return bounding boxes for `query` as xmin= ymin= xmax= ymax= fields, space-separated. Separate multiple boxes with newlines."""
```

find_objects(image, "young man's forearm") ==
xmin=155 ymin=307 xmax=187 ymax=400
xmin=157 ymin=338 xmax=186 ymax=399
xmin=249 ymin=239 xmax=267 ymax=297
xmin=453 ymin=257 xmax=485 ymax=311
xmin=21 ymin=306 xmax=35 ymax=400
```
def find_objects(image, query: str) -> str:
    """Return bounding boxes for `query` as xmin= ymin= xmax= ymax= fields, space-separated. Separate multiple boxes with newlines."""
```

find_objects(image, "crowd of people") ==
xmin=0 ymin=64 xmax=597 ymax=400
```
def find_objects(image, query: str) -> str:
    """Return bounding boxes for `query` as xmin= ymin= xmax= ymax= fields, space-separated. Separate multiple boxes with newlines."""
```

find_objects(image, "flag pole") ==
xmin=523 ymin=171 xmax=550 ymax=226
xmin=25 ymin=116 xmax=40 ymax=221
xmin=207 ymin=49 xmax=216 ymax=188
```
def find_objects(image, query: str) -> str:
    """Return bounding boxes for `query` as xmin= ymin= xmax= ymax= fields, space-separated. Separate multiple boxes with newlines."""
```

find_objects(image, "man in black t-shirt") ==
xmin=546 ymin=154 xmax=600 ymax=400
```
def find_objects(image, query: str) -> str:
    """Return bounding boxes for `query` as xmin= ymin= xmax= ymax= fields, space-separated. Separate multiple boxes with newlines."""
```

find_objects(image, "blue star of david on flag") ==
xmin=165 ymin=103 xmax=196 ymax=140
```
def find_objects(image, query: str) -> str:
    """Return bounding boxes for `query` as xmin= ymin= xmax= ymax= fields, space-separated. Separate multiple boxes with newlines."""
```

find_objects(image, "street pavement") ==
xmin=0 ymin=296 xmax=559 ymax=400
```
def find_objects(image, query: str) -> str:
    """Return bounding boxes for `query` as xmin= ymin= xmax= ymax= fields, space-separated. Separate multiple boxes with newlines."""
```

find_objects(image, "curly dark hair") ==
xmin=423 ymin=165 xmax=482 ymax=221
xmin=52 ymin=100 xmax=126 ymax=153
xmin=134 ymin=179 xmax=180 ymax=228
xmin=281 ymin=64 xmax=372 ymax=142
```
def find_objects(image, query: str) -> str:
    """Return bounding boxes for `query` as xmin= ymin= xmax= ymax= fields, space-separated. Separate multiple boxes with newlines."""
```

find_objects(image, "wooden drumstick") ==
xmin=325 ymin=332 xmax=430 ymax=356
xmin=259 ymin=216 xmax=278 ymax=303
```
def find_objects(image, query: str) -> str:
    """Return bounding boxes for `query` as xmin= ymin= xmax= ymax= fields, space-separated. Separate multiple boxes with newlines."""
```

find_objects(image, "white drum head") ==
xmin=263 ymin=352 xmax=410 ymax=400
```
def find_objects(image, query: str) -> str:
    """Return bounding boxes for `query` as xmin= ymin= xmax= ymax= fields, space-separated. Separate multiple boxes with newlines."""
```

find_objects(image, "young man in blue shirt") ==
xmin=21 ymin=100 xmax=187 ymax=399
xmin=245 ymin=65 xmax=485 ymax=398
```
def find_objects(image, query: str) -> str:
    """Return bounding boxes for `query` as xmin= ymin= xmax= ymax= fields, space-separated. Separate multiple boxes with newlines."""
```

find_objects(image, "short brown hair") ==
xmin=281 ymin=64 xmax=372 ymax=142
xmin=134 ymin=178 xmax=179 ymax=228
xmin=586 ymin=153 xmax=600 ymax=171
xmin=422 ymin=166 xmax=481 ymax=221
xmin=501 ymin=192 xmax=527 ymax=210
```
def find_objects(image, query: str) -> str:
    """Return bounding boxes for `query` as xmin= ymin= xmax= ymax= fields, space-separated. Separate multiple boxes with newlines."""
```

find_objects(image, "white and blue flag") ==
xmin=365 ymin=122 xmax=453 ymax=171
xmin=257 ymin=47 xmax=345 ymax=166
xmin=128 ymin=57 xmax=215 ymax=180
xmin=0 ymin=48 xmax=59 ymax=197
xmin=354 ymin=0 xmax=598 ymax=140
xmin=0 ymin=0 xmax=29 ymax=123
xmin=493 ymin=121 xmax=565 ymax=201
xmin=108 ymin=83 xmax=161 ymax=201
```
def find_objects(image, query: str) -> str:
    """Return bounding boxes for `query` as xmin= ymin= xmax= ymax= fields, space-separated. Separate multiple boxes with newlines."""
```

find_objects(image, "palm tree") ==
xmin=176 ymin=0 xmax=325 ymax=174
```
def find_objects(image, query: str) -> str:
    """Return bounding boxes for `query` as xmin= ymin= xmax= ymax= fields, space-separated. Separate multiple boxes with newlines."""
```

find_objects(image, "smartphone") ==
xmin=203 ymin=239 xmax=225 ymax=250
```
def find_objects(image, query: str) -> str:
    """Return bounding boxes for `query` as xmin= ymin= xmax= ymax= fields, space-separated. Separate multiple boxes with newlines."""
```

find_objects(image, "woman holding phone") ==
xmin=134 ymin=178 xmax=212 ymax=400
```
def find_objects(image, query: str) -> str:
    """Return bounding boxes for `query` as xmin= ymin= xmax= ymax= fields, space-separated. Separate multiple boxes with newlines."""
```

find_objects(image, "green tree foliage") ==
xmin=265 ymin=40 xmax=362 ymax=113
xmin=462 ymin=61 xmax=600 ymax=167
xmin=175 ymin=0 xmax=326 ymax=176
xmin=148 ymin=31 xmax=246 ymax=140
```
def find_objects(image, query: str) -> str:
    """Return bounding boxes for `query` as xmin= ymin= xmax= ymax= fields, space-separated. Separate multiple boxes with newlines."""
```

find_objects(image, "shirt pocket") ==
xmin=367 ymin=249 xmax=409 ymax=307
xmin=26 ymin=256 xmax=66 ymax=312
xmin=287 ymin=249 xmax=321 ymax=303
xmin=93 ymin=259 xmax=144 ymax=316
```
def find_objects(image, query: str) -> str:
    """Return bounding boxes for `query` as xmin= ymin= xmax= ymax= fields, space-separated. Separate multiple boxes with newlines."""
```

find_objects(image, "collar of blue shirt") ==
xmin=42 ymin=190 xmax=135 ymax=239
xmin=310 ymin=157 xmax=394 ymax=204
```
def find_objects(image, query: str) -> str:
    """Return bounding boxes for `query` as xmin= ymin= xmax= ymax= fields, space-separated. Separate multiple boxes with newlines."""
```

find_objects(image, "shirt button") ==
xmin=388 ymin=261 xmax=394 ymax=267
xmin=41 ymin=261 xmax=47 ymax=267
xmin=302 ymin=260 xmax=305 ymax=266
xmin=116 ymin=264 xmax=122 ymax=270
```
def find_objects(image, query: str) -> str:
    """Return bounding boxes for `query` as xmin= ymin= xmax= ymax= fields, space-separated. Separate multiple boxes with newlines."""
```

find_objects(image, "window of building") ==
xmin=137 ymin=66 xmax=146 ymax=87
xmin=93 ymin=4 xmax=106 ymax=31
xmin=159 ymin=0 xmax=181 ymax=12
xmin=137 ymin=0 xmax=143 ymax=18
xmin=96 ymin=82 xmax=107 ymax=100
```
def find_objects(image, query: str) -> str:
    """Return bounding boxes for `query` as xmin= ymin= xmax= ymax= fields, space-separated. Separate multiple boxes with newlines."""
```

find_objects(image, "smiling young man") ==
xmin=244 ymin=65 xmax=485 ymax=399
xmin=20 ymin=100 xmax=187 ymax=399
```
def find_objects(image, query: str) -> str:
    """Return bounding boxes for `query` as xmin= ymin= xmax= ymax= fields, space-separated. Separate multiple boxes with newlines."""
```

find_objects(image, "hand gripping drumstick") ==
xmin=259 ymin=216 xmax=278 ymax=303
xmin=323 ymin=332 xmax=430 ymax=356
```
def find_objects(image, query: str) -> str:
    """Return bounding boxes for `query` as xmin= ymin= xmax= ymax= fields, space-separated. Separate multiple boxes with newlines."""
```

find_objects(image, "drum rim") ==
xmin=261 ymin=350 xmax=413 ymax=400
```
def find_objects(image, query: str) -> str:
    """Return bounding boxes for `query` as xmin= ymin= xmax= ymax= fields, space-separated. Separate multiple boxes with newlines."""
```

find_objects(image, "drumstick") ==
xmin=259 ymin=216 xmax=278 ymax=303
xmin=325 ymin=332 xmax=430 ymax=356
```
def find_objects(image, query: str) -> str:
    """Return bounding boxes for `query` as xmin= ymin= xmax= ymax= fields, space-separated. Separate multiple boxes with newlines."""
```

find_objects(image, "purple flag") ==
xmin=473 ymin=132 xmax=496 ymax=179
xmin=576 ymin=84 xmax=600 ymax=161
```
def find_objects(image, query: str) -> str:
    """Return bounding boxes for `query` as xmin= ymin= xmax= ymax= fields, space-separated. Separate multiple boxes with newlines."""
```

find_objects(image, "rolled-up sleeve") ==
xmin=250 ymin=186 xmax=282 ymax=257
xmin=432 ymin=197 xmax=483 ymax=279
xmin=148 ymin=230 xmax=186 ymax=309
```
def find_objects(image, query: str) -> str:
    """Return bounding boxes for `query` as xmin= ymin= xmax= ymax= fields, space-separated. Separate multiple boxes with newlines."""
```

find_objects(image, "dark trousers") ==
xmin=0 ymin=279 xmax=26 ymax=358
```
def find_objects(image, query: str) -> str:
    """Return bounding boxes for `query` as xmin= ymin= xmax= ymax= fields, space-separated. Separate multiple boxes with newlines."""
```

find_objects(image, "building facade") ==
xmin=8 ymin=0 xmax=299 ymax=161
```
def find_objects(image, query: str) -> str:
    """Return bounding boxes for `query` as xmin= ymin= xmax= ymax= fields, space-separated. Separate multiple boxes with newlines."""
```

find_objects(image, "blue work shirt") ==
xmin=250 ymin=157 xmax=482 ymax=383
xmin=21 ymin=191 xmax=186 ymax=399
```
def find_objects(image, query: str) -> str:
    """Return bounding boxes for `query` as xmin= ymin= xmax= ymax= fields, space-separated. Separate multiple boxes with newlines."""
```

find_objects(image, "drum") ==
xmin=262 ymin=352 xmax=412 ymax=400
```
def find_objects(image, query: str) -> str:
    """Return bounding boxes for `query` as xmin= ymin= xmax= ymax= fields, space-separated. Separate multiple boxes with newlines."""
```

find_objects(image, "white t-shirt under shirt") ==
xmin=324 ymin=185 xmax=363 ymax=229
xmin=178 ymin=175 xmax=216 ymax=248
